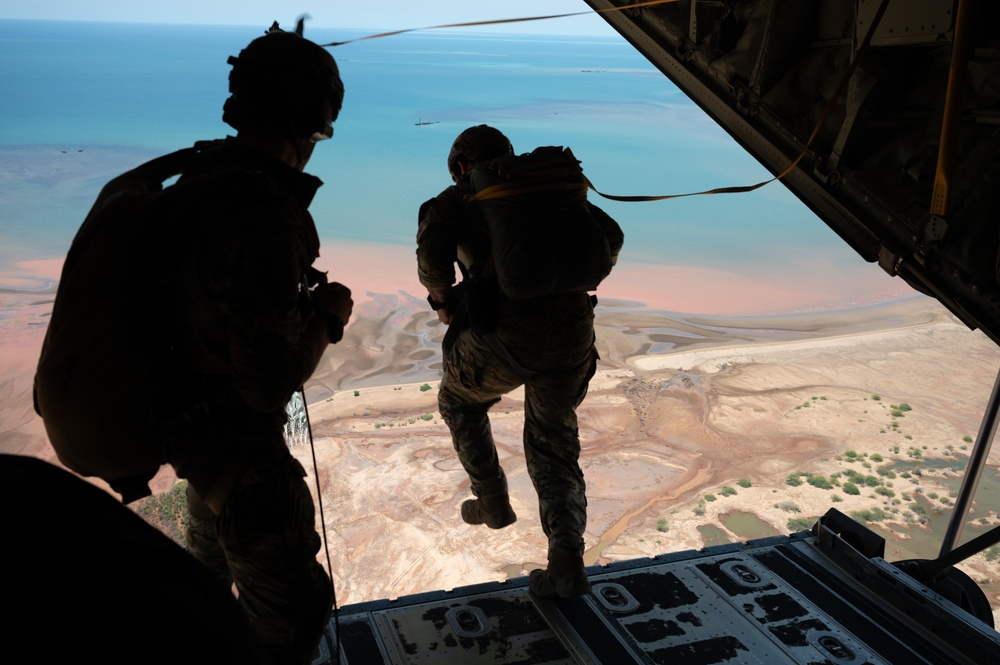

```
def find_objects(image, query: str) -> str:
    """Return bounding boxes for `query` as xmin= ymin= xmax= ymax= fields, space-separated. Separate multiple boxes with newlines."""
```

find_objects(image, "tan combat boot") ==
xmin=461 ymin=492 xmax=517 ymax=529
xmin=529 ymin=547 xmax=592 ymax=598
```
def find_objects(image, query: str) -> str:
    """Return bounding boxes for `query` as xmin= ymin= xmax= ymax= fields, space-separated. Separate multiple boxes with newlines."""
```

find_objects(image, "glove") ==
xmin=313 ymin=281 xmax=353 ymax=344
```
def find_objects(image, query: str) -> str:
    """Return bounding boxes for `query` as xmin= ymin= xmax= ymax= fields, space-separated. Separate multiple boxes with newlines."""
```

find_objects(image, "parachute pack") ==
xmin=468 ymin=146 xmax=613 ymax=301
xmin=34 ymin=143 xmax=222 ymax=496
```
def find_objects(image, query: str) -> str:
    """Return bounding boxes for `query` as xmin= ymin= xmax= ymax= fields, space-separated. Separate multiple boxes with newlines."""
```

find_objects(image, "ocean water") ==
xmin=0 ymin=19 xmax=894 ymax=308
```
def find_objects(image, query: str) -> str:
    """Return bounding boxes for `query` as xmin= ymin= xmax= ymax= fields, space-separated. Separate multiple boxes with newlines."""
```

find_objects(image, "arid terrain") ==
xmin=4 ymin=283 xmax=1000 ymax=624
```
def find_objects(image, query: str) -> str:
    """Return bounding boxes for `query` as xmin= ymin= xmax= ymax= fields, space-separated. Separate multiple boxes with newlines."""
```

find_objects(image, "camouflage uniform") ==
xmin=417 ymin=179 xmax=623 ymax=555
xmin=164 ymin=139 xmax=332 ymax=664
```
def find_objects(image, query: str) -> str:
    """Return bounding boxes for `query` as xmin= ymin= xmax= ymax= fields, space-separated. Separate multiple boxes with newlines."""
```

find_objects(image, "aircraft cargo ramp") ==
xmin=318 ymin=509 xmax=999 ymax=664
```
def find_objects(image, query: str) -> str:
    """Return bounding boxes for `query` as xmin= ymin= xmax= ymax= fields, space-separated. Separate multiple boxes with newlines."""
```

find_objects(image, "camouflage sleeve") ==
xmin=199 ymin=193 xmax=320 ymax=414
xmin=416 ymin=187 xmax=464 ymax=292
xmin=588 ymin=203 xmax=625 ymax=265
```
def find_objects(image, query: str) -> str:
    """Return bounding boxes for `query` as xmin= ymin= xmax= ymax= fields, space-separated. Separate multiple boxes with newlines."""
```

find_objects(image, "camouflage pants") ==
xmin=183 ymin=443 xmax=331 ymax=665
xmin=438 ymin=304 xmax=597 ymax=554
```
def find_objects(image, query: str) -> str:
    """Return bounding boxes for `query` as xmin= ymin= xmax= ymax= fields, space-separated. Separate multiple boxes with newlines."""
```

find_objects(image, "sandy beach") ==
xmin=3 ymin=257 xmax=1000 ymax=621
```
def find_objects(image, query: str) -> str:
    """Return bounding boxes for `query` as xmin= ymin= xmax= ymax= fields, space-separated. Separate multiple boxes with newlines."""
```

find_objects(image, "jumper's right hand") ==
xmin=315 ymin=282 xmax=353 ymax=342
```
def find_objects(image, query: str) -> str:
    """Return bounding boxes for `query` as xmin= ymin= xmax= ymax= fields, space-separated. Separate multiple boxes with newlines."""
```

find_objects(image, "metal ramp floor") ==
xmin=311 ymin=510 xmax=1000 ymax=664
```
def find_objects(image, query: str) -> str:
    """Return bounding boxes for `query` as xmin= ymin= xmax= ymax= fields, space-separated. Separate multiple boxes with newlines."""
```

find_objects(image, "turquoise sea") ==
xmin=0 ymin=19 xmax=898 ymax=309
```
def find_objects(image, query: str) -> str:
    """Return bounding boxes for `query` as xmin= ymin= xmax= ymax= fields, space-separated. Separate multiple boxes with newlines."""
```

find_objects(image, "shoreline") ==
xmin=0 ymin=233 xmax=917 ymax=317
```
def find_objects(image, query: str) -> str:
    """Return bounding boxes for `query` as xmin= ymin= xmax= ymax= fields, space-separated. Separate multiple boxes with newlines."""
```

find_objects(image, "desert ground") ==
xmin=4 ymin=272 xmax=1000 ymax=622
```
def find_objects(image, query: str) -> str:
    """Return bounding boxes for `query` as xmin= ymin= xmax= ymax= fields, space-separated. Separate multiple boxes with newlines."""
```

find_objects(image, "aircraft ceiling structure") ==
xmin=584 ymin=0 xmax=1000 ymax=345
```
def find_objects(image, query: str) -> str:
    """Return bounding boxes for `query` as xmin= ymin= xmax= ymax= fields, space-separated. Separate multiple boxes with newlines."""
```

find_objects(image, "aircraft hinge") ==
xmin=878 ymin=246 xmax=902 ymax=276
xmin=729 ymin=76 xmax=759 ymax=119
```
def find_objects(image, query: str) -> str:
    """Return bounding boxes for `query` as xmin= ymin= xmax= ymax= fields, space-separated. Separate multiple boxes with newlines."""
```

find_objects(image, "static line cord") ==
xmin=320 ymin=0 xmax=681 ymax=47
xmin=302 ymin=392 xmax=341 ymax=665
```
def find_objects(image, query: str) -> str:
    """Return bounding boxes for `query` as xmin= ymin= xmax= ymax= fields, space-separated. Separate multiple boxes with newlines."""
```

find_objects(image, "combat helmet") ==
xmin=223 ymin=20 xmax=344 ymax=141
xmin=447 ymin=125 xmax=513 ymax=182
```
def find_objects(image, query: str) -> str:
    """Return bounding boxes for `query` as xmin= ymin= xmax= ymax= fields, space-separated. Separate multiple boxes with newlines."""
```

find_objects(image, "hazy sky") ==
xmin=0 ymin=1 xmax=619 ymax=36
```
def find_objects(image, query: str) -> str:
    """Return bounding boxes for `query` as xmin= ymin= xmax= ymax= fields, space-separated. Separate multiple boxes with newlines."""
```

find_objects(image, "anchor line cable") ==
xmin=320 ymin=0 xmax=682 ymax=47
xmin=302 ymin=391 xmax=341 ymax=664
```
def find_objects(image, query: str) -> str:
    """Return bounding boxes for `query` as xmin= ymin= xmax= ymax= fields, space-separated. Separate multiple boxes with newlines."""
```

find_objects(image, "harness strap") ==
xmin=498 ymin=292 xmax=596 ymax=318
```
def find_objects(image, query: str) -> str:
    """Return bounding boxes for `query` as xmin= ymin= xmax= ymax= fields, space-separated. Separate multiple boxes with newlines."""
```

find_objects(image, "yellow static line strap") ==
xmin=585 ymin=175 xmax=769 ymax=202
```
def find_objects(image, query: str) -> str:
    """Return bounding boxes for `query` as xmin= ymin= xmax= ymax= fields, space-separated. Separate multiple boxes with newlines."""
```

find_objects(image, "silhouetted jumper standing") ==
xmin=34 ymin=23 xmax=352 ymax=665
xmin=416 ymin=125 xmax=624 ymax=597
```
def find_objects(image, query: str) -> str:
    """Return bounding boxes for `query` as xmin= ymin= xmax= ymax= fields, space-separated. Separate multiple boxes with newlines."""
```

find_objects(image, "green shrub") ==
xmin=419 ymin=383 xmax=432 ymax=392
xmin=787 ymin=517 xmax=815 ymax=532
xmin=807 ymin=475 xmax=833 ymax=490
xmin=842 ymin=482 xmax=860 ymax=496
xmin=705 ymin=494 xmax=717 ymax=502
xmin=720 ymin=486 xmax=737 ymax=496
xmin=737 ymin=478 xmax=752 ymax=488
xmin=656 ymin=519 xmax=669 ymax=533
